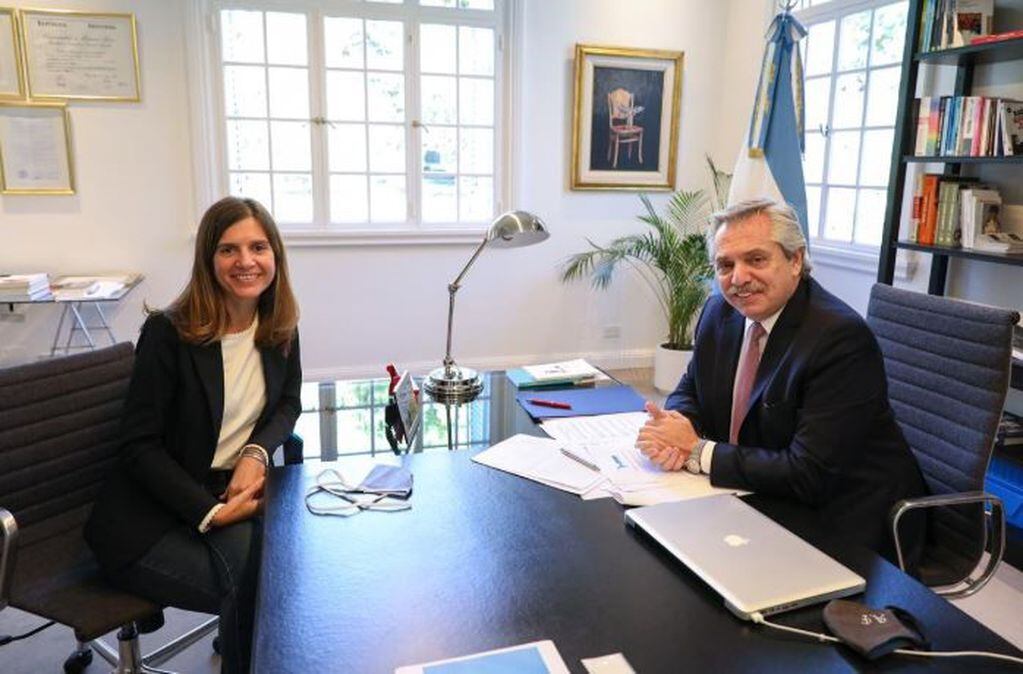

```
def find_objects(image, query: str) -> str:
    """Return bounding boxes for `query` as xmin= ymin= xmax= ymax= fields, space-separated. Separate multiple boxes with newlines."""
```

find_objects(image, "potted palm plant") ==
xmin=560 ymin=189 xmax=715 ymax=392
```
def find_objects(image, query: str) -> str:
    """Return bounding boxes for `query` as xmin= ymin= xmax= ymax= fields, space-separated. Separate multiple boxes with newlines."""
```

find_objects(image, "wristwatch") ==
xmin=685 ymin=439 xmax=708 ymax=474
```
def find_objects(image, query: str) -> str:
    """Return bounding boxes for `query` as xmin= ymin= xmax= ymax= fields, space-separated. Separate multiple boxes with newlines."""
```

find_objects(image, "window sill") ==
xmin=810 ymin=242 xmax=916 ymax=281
xmin=281 ymin=228 xmax=486 ymax=248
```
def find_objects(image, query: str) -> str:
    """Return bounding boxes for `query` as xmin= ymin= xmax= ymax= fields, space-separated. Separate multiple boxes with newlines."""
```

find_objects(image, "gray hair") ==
xmin=708 ymin=197 xmax=813 ymax=277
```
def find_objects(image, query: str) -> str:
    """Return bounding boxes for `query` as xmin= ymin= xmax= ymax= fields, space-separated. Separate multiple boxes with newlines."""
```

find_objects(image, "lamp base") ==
xmin=423 ymin=364 xmax=484 ymax=404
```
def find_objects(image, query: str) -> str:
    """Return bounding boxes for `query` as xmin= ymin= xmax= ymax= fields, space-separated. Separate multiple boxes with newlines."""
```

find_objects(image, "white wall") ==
xmin=1 ymin=0 xmax=744 ymax=379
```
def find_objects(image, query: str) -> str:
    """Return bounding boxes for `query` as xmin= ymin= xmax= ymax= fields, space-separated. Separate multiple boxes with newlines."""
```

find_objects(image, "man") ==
xmin=637 ymin=197 xmax=925 ymax=560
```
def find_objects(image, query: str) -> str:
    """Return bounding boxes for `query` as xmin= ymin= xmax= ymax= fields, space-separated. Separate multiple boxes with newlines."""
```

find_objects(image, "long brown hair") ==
xmin=162 ymin=197 xmax=299 ymax=351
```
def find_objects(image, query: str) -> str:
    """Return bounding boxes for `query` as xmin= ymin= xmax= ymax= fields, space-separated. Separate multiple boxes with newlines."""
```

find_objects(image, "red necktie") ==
xmin=730 ymin=321 xmax=765 ymax=444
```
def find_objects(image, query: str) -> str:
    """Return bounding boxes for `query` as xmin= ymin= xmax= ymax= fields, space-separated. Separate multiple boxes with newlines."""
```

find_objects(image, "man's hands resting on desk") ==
xmin=636 ymin=402 xmax=699 ymax=471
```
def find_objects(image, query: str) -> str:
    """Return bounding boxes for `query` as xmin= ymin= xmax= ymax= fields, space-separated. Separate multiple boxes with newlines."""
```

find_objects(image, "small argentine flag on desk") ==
xmin=729 ymin=6 xmax=810 ymax=243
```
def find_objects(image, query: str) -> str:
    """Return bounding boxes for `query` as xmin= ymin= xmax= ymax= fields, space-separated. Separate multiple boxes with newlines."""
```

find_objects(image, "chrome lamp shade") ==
xmin=424 ymin=211 xmax=549 ymax=405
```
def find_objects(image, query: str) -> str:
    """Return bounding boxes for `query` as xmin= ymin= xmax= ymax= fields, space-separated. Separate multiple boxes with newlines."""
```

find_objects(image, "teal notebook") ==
xmin=506 ymin=368 xmax=589 ymax=389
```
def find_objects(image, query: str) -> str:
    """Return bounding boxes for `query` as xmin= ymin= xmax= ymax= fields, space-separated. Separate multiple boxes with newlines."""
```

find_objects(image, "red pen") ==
xmin=528 ymin=398 xmax=572 ymax=410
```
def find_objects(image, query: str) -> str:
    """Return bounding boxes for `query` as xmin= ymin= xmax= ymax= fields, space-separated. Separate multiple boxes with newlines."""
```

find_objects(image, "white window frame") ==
xmin=184 ymin=0 xmax=518 ymax=247
xmin=793 ymin=0 xmax=914 ymax=278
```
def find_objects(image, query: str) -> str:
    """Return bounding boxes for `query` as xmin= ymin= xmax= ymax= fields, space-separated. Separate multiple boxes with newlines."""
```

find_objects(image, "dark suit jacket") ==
xmin=85 ymin=313 xmax=302 ymax=571
xmin=666 ymin=278 xmax=925 ymax=558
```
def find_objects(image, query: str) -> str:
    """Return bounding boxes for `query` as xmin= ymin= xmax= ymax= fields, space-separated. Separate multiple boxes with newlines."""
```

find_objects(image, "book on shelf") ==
xmin=1002 ymin=101 xmax=1023 ymax=155
xmin=973 ymin=231 xmax=1023 ymax=253
xmin=919 ymin=0 xmax=994 ymax=51
xmin=971 ymin=28 xmax=1023 ymax=45
xmin=912 ymin=96 xmax=1023 ymax=157
xmin=960 ymin=187 xmax=1001 ymax=249
xmin=952 ymin=0 xmax=994 ymax=47
xmin=916 ymin=173 xmax=941 ymax=245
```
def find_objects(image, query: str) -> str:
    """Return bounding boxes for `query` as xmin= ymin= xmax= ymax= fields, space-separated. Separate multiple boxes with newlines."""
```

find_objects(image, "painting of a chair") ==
xmin=607 ymin=88 xmax=645 ymax=169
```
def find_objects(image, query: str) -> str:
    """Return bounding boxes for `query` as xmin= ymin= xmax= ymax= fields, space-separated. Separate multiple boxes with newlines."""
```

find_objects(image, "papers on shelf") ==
xmin=472 ymin=434 xmax=605 ymax=495
xmin=0 ymin=272 xmax=52 ymax=301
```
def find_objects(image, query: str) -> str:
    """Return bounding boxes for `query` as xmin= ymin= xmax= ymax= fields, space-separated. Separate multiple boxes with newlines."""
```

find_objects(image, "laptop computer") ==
xmin=625 ymin=494 xmax=865 ymax=620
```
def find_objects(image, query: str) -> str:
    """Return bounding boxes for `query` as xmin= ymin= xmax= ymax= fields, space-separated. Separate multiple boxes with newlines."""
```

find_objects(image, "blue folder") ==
xmin=515 ymin=384 xmax=646 ymax=420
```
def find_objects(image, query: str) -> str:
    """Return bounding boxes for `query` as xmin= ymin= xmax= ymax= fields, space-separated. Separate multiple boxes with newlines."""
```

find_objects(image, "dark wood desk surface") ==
xmin=253 ymin=452 xmax=1021 ymax=673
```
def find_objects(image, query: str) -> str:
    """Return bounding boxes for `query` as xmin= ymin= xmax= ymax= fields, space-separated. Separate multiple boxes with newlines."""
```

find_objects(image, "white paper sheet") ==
xmin=472 ymin=434 xmax=606 ymax=495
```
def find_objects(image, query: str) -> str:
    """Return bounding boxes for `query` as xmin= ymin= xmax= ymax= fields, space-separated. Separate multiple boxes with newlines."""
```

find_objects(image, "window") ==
xmin=795 ymin=0 xmax=907 ymax=247
xmin=211 ymin=0 xmax=505 ymax=234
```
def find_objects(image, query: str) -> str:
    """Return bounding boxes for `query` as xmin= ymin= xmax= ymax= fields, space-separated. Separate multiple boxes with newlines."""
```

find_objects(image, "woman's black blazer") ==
xmin=85 ymin=312 xmax=302 ymax=571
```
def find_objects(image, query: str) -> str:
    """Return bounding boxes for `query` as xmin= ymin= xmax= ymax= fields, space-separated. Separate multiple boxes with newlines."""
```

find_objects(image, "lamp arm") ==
xmin=443 ymin=234 xmax=490 ymax=370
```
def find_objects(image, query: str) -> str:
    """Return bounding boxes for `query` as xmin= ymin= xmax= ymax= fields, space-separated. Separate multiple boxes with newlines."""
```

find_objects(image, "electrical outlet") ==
xmin=602 ymin=325 xmax=621 ymax=339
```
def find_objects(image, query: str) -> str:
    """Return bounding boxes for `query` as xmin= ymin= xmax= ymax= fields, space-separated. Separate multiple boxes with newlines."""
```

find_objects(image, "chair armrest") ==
xmin=0 ymin=507 xmax=18 ymax=611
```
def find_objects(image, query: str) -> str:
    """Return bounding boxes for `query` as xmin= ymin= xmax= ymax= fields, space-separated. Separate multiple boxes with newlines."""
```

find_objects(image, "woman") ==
xmin=85 ymin=196 xmax=301 ymax=674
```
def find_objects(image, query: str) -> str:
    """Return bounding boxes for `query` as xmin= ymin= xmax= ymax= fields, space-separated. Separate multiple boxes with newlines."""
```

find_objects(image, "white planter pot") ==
xmin=654 ymin=343 xmax=693 ymax=394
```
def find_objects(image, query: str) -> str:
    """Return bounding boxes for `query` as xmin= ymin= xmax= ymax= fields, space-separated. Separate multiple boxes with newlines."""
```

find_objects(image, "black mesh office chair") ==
xmin=0 ymin=343 xmax=303 ymax=672
xmin=867 ymin=283 xmax=1019 ymax=598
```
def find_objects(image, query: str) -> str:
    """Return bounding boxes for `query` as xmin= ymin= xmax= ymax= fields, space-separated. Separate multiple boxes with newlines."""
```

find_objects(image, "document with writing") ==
xmin=472 ymin=434 xmax=605 ymax=495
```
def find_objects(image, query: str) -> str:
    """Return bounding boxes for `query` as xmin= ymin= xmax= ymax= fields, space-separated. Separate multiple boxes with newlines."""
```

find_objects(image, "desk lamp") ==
xmin=424 ymin=211 xmax=549 ymax=404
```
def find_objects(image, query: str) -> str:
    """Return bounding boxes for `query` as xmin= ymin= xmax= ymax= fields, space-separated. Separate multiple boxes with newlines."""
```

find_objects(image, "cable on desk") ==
xmin=750 ymin=612 xmax=1023 ymax=667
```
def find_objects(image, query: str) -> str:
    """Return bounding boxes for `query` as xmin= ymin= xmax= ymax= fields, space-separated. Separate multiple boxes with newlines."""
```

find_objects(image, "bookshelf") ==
xmin=877 ymin=0 xmax=1023 ymax=386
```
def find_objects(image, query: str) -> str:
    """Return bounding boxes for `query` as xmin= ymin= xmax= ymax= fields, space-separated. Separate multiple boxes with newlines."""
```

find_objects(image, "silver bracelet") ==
xmin=240 ymin=444 xmax=269 ymax=466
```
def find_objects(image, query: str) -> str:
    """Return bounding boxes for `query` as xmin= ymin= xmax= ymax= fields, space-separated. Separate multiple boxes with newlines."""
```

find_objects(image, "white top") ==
xmin=211 ymin=316 xmax=266 ymax=470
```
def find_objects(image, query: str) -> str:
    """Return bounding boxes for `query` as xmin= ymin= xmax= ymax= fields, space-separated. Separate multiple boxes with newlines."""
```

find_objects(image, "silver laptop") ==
xmin=625 ymin=494 xmax=865 ymax=620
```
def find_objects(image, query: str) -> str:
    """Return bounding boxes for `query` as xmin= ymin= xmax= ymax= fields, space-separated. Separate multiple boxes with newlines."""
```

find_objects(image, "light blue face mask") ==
xmin=304 ymin=466 xmax=413 ymax=517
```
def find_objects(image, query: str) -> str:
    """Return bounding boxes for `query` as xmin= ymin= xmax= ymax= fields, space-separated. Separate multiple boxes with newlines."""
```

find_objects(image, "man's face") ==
xmin=713 ymin=212 xmax=804 ymax=321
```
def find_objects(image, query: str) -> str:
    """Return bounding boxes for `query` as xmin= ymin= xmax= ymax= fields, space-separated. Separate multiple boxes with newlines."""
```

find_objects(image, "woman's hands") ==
xmin=211 ymin=455 xmax=267 ymax=527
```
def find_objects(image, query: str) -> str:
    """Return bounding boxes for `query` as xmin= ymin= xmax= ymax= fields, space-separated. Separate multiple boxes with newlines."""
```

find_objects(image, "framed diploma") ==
xmin=0 ymin=8 xmax=24 ymax=99
xmin=20 ymin=10 xmax=140 ymax=101
xmin=0 ymin=102 xmax=74 ymax=194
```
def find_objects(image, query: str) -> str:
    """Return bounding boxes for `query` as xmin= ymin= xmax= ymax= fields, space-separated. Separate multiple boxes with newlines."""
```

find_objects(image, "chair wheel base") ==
xmin=63 ymin=647 xmax=93 ymax=674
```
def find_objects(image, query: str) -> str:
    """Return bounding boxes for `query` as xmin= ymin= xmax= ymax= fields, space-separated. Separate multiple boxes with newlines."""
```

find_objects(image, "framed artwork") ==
xmin=571 ymin=44 xmax=683 ymax=191
xmin=0 ymin=8 xmax=24 ymax=99
xmin=0 ymin=101 xmax=74 ymax=194
xmin=20 ymin=9 xmax=140 ymax=101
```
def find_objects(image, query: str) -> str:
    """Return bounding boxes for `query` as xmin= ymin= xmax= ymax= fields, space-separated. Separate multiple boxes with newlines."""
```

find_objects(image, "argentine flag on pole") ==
xmin=728 ymin=6 xmax=809 ymax=243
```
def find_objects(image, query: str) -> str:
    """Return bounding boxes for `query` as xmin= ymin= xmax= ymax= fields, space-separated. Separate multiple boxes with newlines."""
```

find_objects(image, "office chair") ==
xmin=867 ymin=283 xmax=1019 ymax=598
xmin=0 ymin=343 xmax=304 ymax=672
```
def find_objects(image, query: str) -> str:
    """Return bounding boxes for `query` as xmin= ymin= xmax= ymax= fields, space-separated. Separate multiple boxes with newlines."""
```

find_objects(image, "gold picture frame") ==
xmin=0 ymin=7 xmax=25 ymax=100
xmin=0 ymin=100 xmax=75 ymax=194
xmin=571 ymin=44 xmax=683 ymax=191
xmin=19 ymin=9 xmax=141 ymax=102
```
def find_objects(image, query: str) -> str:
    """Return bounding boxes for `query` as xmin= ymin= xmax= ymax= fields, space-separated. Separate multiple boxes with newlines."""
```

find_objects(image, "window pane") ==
xmin=324 ymin=17 xmax=364 ymax=69
xmin=827 ymin=131 xmax=860 ymax=184
xmin=327 ymin=71 xmax=366 ymax=122
xmin=221 ymin=10 xmax=264 ymax=64
xmin=422 ymin=75 xmax=457 ymax=124
xmin=337 ymin=409 xmax=372 ymax=455
xmin=459 ymin=176 xmax=492 ymax=221
xmin=804 ymin=77 xmax=830 ymax=133
xmin=459 ymin=128 xmax=493 ymax=174
xmin=459 ymin=27 xmax=493 ymax=76
xmin=422 ymin=175 xmax=456 ymax=222
xmin=329 ymin=124 xmax=367 ymax=172
xmin=230 ymin=172 xmax=272 ymax=209
xmin=273 ymin=173 xmax=313 ymax=223
xmin=871 ymin=2 xmax=907 ymax=66
xmin=266 ymin=12 xmax=307 ymax=66
xmin=421 ymin=0 xmax=494 ymax=8
xmin=832 ymin=72 xmax=865 ymax=129
xmin=421 ymin=24 xmax=456 ymax=74
xmin=368 ymin=124 xmax=405 ymax=173
xmin=268 ymin=67 xmax=309 ymax=119
xmin=803 ymin=130 xmax=826 ymax=183
xmin=865 ymin=66 xmax=900 ymax=127
xmin=366 ymin=20 xmax=404 ymax=72
xmin=854 ymin=188 xmax=886 ymax=245
xmin=859 ymin=128 xmax=894 ymax=187
xmin=837 ymin=10 xmax=871 ymax=71
xmin=460 ymin=78 xmax=493 ymax=125
xmin=423 ymin=127 xmax=457 ymax=174
xmin=227 ymin=120 xmax=269 ymax=170
xmin=806 ymin=185 xmax=822 ymax=237
xmin=271 ymin=121 xmax=311 ymax=171
xmin=805 ymin=21 xmax=835 ymax=76
xmin=224 ymin=65 xmax=266 ymax=117
xmin=824 ymin=187 xmax=856 ymax=241
xmin=367 ymin=73 xmax=405 ymax=122
xmin=330 ymin=174 xmax=369 ymax=223
xmin=370 ymin=176 xmax=406 ymax=222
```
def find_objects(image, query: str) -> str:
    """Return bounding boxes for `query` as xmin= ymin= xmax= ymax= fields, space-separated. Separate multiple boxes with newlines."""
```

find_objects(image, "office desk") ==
xmin=254 ymin=377 xmax=1022 ymax=673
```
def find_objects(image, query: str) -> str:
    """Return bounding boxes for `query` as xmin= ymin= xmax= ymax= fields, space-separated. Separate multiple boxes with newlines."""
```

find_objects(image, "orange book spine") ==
xmin=918 ymin=174 xmax=941 ymax=245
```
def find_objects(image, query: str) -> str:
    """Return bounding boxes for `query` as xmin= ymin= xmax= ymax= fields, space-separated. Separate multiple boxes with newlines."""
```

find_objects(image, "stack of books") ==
xmin=918 ymin=0 xmax=994 ymax=52
xmin=0 ymin=273 xmax=52 ymax=301
xmin=912 ymin=96 xmax=1023 ymax=157
xmin=506 ymin=358 xmax=603 ymax=389
xmin=973 ymin=231 xmax=1023 ymax=253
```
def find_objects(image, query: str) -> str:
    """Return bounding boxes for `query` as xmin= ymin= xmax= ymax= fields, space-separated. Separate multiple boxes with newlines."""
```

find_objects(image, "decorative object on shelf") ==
xmin=424 ymin=211 xmax=549 ymax=405
xmin=570 ymin=44 xmax=683 ymax=191
xmin=19 ymin=9 xmax=140 ymax=101
xmin=0 ymin=101 xmax=74 ymax=194
xmin=0 ymin=8 xmax=24 ymax=100
xmin=560 ymin=190 xmax=713 ymax=393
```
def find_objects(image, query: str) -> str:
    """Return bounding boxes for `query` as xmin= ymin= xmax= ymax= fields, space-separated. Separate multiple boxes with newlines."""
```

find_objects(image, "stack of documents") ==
xmin=51 ymin=274 xmax=129 ymax=301
xmin=0 ymin=273 xmax=51 ymax=301
xmin=506 ymin=358 xmax=604 ymax=388
xmin=472 ymin=434 xmax=605 ymax=495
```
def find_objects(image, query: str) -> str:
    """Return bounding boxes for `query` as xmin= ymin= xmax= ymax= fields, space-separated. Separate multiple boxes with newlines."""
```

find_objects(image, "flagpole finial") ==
xmin=778 ymin=0 xmax=798 ymax=12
